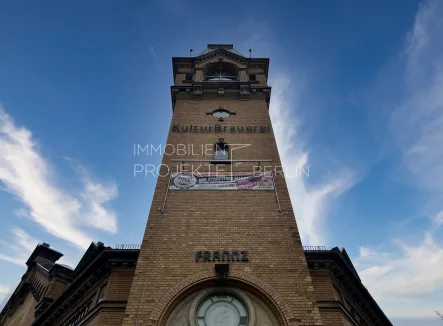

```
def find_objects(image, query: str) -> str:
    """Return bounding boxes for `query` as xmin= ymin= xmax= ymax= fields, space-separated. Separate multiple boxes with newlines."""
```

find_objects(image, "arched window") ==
xmin=196 ymin=293 xmax=248 ymax=326
xmin=205 ymin=64 xmax=237 ymax=81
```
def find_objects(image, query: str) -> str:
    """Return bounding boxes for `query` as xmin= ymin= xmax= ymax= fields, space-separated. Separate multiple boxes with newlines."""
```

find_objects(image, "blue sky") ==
xmin=1 ymin=1 xmax=442 ymax=325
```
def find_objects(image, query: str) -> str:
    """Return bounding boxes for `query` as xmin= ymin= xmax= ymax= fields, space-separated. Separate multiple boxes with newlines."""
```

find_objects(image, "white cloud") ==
xmin=432 ymin=210 xmax=443 ymax=229
xmin=357 ymin=0 xmax=443 ymax=319
xmin=0 ymin=284 xmax=12 ymax=295
xmin=270 ymin=74 xmax=355 ymax=245
xmin=0 ymin=284 xmax=12 ymax=309
xmin=81 ymin=181 xmax=118 ymax=233
xmin=0 ymin=107 xmax=118 ymax=251
xmin=357 ymin=230 xmax=443 ymax=318
xmin=390 ymin=0 xmax=443 ymax=195
xmin=359 ymin=233 xmax=443 ymax=298
xmin=0 ymin=227 xmax=38 ymax=265
xmin=243 ymin=25 xmax=357 ymax=247
xmin=359 ymin=246 xmax=377 ymax=258
xmin=69 ymin=161 xmax=118 ymax=233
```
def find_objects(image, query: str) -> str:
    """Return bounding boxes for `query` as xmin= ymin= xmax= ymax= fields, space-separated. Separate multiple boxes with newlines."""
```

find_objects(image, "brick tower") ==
xmin=123 ymin=44 xmax=323 ymax=326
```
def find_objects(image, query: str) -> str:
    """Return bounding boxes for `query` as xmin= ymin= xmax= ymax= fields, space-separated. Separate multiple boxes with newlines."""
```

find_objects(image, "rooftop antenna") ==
xmin=190 ymin=49 xmax=193 ymax=57
xmin=248 ymin=49 xmax=252 ymax=74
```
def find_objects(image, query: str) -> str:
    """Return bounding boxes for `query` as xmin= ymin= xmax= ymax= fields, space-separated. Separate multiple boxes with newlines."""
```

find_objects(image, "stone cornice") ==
xmin=328 ymin=272 xmax=375 ymax=326
xmin=172 ymin=53 xmax=269 ymax=84
xmin=170 ymin=85 xmax=272 ymax=110
xmin=34 ymin=298 xmax=54 ymax=319
xmin=305 ymin=249 xmax=392 ymax=326
xmin=26 ymin=243 xmax=63 ymax=267
xmin=195 ymin=48 xmax=247 ymax=65
xmin=67 ymin=300 xmax=127 ymax=326
xmin=317 ymin=300 xmax=361 ymax=326
xmin=32 ymin=249 xmax=139 ymax=326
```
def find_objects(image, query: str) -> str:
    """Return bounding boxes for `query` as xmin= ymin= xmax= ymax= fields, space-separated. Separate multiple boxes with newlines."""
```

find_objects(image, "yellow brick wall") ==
xmin=123 ymin=96 xmax=323 ymax=326
xmin=106 ymin=268 xmax=136 ymax=302
xmin=2 ymin=292 xmax=36 ymax=326
xmin=311 ymin=274 xmax=337 ymax=302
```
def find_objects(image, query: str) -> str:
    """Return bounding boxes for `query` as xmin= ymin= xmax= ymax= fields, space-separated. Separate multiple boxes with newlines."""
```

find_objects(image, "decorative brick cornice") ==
xmin=170 ymin=85 xmax=272 ymax=110
xmin=69 ymin=300 xmax=128 ymax=326
xmin=33 ymin=249 xmax=139 ymax=326
xmin=39 ymin=265 xmax=111 ymax=325
xmin=194 ymin=48 xmax=247 ymax=65
xmin=317 ymin=300 xmax=362 ymax=326
xmin=34 ymin=298 xmax=54 ymax=319
xmin=171 ymin=53 xmax=269 ymax=85
xmin=305 ymin=249 xmax=392 ymax=326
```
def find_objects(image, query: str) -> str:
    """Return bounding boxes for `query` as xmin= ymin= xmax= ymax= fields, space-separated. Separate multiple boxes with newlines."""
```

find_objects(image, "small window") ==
xmin=214 ymin=138 xmax=229 ymax=161
xmin=249 ymin=74 xmax=256 ymax=81
xmin=185 ymin=73 xmax=193 ymax=81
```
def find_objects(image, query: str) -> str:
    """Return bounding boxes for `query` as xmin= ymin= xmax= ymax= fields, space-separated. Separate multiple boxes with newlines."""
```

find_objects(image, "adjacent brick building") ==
xmin=0 ymin=44 xmax=392 ymax=326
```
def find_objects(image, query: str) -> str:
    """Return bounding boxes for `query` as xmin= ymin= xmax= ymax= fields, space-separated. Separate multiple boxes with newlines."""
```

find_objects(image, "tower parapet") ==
xmin=171 ymin=44 xmax=271 ymax=109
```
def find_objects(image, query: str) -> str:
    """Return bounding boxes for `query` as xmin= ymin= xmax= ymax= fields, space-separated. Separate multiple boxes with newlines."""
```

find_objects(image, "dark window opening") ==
xmin=185 ymin=73 xmax=193 ymax=81
xmin=205 ymin=68 xmax=237 ymax=81
xmin=214 ymin=138 xmax=229 ymax=160
xmin=249 ymin=74 xmax=256 ymax=81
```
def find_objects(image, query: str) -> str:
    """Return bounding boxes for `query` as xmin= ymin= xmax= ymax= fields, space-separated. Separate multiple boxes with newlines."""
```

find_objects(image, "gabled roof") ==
xmin=71 ymin=241 xmax=106 ymax=278
xmin=197 ymin=44 xmax=244 ymax=57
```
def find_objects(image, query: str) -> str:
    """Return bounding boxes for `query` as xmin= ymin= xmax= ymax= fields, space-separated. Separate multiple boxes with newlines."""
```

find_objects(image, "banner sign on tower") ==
xmin=169 ymin=172 xmax=274 ymax=190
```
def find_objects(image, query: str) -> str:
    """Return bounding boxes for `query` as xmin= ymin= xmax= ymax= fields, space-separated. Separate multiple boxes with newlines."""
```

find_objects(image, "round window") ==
xmin=196 ymin=294 xmax=248 ymax=326
xmin=212 ymin=109 xmax=230 ymax=120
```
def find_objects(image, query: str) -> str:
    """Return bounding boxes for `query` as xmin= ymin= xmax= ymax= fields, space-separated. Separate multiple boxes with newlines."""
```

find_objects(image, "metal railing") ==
xmin=113 ymin=245 xmax=328 ymax=251
xmin=114 ymin=244 xmax=141 ymax=250
xmin=303 ymin=246 xmax=328 ymax=251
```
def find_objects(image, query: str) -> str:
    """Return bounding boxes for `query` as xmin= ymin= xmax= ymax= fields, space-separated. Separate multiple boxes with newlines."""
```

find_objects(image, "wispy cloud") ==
xmin=149 ymin=44 xmax=156 ymax=59
xmin=0 ymin=283 xmax=12 ymax=310
xmin=0 ymin=285 xmax=11 ymax=295
xmin=357 ymin=228 xmax=443 ymax=318
xmin=357 ymin=0 xmax=443 ymax=318
xmin=390 ymin=0 xmax=443 ymax=197
xmin=0 ymin=107 xmax=118 ymax=250
xmin=242 ymin=24 xmax=356 ymax=246
xmin=0 ymin=227 xmax=38 ymax=265
xmin=68 ymin=160 xmax=118 ymax=233
xmin=270 ymin=74 xmax=355 ymax=245
xmin=432 ymin=210 xmax=443 ymax=229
